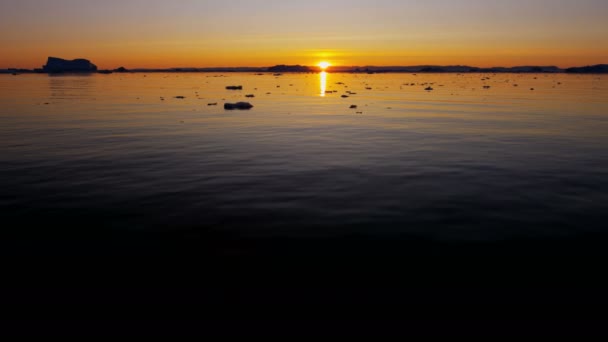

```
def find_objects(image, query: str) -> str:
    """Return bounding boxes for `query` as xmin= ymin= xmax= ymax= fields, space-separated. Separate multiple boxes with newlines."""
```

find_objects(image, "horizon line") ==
xmin=4 ymin=63 xmax=607 ymax=71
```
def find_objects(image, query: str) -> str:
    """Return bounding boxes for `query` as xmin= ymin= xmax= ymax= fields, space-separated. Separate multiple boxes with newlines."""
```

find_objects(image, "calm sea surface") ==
xmin=1 ymin=72 xmax=608 ymax=249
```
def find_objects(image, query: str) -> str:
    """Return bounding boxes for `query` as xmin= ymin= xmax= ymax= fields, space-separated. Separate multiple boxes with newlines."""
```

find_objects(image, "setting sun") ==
xmin=319 ymin=61 xmax=331 ymax=70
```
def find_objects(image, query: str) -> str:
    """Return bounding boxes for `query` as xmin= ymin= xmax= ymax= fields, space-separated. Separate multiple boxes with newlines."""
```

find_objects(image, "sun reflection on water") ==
xmin=320 ymin=71 xmax=327 ymax=97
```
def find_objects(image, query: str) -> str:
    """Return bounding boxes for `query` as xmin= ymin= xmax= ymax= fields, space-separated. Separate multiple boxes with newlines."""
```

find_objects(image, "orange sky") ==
xmin=1 ymin=0 xmax=607 ymax=69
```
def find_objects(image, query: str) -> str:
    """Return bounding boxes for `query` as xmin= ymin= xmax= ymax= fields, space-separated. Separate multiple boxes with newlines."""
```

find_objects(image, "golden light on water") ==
xmin=320 ymin=71 xmax=327 ymax=97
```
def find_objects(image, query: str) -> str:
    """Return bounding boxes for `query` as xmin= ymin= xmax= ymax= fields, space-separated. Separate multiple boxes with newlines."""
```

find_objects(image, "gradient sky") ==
xmin=1 ymin=0 xmax=607 ymax=68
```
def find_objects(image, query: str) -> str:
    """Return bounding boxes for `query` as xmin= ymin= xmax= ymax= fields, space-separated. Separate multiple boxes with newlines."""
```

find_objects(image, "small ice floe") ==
xmin=224 ymin=102 xmax=253 ymax=110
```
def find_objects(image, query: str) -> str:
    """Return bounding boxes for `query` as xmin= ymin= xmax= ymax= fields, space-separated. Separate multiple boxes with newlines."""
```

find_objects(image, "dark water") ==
xmin=3 ymin=72 xmax=608 ymax=314
xmin=1 ymin=72 xmax=608 ymax=253
xmin=3 ymin=72 xmax=608 ymax=335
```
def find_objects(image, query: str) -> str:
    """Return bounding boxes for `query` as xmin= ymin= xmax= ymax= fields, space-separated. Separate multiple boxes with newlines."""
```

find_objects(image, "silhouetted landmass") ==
xmin=90 ymin=64 xmax=577 ymax=73
xmin=346 ymin=65 xmax=563 ymax=73
xmin=268 ymin=65 xmax=312 ymax=72
xmin=2 ymin=60 xmax=607 ymax=74
xmin=135 ymin=67 xmax=266 ymax=73
xmin=495 ymin=66 xmax=561 ymax=73
xmin=42 ymin=57 xmax=97 ymax=73
xmin=565 ymin=64 xmax=608 ymax=73
xmin=97 ymin=66 xmax=131 ymax=74
xmin=0 ymin=68 xmax=31 ymax=75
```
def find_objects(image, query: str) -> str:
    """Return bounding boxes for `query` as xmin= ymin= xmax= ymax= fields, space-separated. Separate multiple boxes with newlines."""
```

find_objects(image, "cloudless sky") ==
xmin=1 ymin=0 xmax=607 ymax=68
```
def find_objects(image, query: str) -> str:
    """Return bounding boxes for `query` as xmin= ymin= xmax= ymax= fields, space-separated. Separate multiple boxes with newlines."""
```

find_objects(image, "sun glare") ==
xmin=319 ymin=61 xmax=331 ymax=70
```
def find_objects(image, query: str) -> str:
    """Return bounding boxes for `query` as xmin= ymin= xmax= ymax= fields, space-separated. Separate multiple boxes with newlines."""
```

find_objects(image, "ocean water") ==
xmin=1 ymin=72 xmax=608 ymax=256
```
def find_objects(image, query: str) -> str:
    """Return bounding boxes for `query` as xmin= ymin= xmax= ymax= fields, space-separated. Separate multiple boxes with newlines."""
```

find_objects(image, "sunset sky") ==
xmin=1 ymin=0 xmax=607 ymax=69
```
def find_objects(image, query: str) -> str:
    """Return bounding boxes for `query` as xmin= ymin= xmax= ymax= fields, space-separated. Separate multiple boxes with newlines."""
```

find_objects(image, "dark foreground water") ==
xmin=2 ymin=73 xmax=608 ymax=312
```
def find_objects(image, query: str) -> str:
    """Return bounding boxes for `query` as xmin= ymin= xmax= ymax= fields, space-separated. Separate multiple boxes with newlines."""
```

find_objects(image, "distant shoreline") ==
xmin=2 ymin=63 xmax=607 ymax=75
xmin=0 ymin=64 xmax=608 ymax=76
